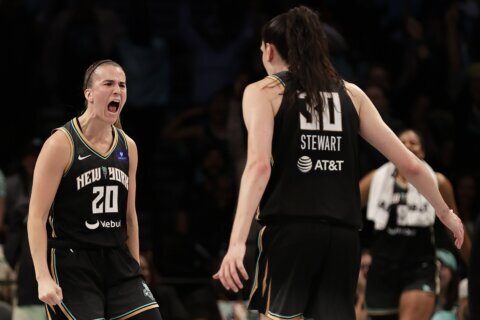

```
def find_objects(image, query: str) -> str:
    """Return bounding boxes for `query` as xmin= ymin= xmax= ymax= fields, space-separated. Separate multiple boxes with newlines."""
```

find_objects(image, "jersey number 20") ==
xmin=92 ymin=186 xmax=119 ymax=214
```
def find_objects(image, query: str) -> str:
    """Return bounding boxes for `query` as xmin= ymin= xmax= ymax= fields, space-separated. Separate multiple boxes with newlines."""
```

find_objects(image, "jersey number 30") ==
xmin=92 ymin=186 xmax=119 ymax=214
xmin=299 ymin=92 xmax=342 ymax=132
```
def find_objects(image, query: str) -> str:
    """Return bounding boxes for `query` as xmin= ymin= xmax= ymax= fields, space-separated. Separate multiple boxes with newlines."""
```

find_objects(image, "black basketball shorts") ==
xmin=248 ymin=221 xmax=360 ymax=319
xmin=365 ymin=256 xmax=437 ymax=316
xmin=46 ymin=244 xmax=159 ymax=319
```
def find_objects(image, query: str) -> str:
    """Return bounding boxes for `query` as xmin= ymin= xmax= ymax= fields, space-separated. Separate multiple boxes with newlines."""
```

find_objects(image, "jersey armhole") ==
xmin=118 ymin=128 xmax=129 ymax=151
xmin=53 ymin=127 xmax=75 ymax=176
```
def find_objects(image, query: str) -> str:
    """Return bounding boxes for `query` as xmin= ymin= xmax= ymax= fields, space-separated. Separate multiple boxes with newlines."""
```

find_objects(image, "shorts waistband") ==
xmin=48 ymin=239 xmax=120 ymax=250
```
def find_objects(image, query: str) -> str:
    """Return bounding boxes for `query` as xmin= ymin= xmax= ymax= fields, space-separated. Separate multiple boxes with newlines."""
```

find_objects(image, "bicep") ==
xmin=29 ymin=133 xmax=71 ymax=222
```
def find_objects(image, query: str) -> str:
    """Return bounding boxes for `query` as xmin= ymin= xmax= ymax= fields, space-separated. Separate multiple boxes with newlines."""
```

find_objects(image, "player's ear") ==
xmin=265 ymin=43 xmax=275 ymax=62
xmin=85 ymin=88 xmax=93 ymax=103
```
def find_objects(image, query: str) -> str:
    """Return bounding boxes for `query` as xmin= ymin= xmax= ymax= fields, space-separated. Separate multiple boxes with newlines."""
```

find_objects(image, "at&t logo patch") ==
xmin=297 ymin=156 xmax=313 ymax=173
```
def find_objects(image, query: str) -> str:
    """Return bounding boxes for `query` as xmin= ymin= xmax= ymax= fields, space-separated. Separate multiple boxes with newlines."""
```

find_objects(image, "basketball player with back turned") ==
xmin=213 ymin=6 xmax=464 ymax=320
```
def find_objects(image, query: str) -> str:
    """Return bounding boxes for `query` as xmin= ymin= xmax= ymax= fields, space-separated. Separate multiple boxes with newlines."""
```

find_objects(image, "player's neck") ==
xmin=77 ymin=114 xmax=113 ymax=143
xmin=267 ymin=64 xmax=289 ymax=76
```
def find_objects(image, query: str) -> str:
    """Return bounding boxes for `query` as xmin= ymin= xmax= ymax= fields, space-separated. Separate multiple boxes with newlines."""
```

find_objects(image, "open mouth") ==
xmin=108 ymin=100 xmax=120 ymax=113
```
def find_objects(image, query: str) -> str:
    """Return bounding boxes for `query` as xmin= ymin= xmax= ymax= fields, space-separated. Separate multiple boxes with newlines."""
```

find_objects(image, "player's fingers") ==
xmin=223 ymin=262 xmax=238 ymax=292
xmin=235 ymin=259 xmax=249 ymax=280
xmin=455 ymin=229 xmax=463 ymax=248
xmin=218 ymin=266 xmax=230 ymax=290
xmin=229 ymin=262 xmax=243 ymax=291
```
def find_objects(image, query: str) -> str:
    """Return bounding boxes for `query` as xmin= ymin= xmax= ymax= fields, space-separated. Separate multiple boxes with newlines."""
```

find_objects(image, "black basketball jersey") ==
xmin=371 ymin=182 xmax=435 ymax=261
xmin=258 ymin=71 xmax=361 ymax=229
xmin=49 ymin=119 xmax=130 ymax=247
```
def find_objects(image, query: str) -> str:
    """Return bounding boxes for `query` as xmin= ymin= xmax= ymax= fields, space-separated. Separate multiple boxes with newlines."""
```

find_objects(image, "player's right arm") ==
xmin=213 ymin=78 xmax=277 ymax=292
xmin=27 ymin=130 xmax=70 ymax=305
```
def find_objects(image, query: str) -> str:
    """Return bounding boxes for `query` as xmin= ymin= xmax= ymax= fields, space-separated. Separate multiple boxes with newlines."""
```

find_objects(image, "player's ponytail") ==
xmin=262 ymin=6 xmax=342 ymax=112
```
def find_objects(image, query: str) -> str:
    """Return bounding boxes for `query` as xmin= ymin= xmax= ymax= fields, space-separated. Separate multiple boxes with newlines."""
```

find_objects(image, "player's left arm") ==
xmin=125 ymin=134 xmax=140 ymax=264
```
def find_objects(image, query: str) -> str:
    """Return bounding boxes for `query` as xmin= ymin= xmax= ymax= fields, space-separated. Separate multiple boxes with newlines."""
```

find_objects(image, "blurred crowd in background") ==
xmin=0 ymin=0 xmax=479 ymax=319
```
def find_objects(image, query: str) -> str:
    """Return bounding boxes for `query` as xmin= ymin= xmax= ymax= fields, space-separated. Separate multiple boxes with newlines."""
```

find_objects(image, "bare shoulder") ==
xmin=343 ymin=81 xmax=367 ymax=111
xmin=344 ymin=80 xmax=365 ymax=94
xmin=245 ymin=77 xmax=284 ymax=100
xmin=46 ymin=129 xmax=73 ymax=154
xmin=36 ymin=130 xmax=72 ymax=173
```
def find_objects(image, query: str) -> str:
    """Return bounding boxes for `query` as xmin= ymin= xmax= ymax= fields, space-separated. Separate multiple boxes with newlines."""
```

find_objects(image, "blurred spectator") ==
xmin=454 ymin=63 xmax=480 ymax=169
xmin=409 ymin=94 xmax=436 ymax=157
xmin=358 ymin=84 xmax=402 ymax=176
xmin=365 ymin=64 xmax=392 ymax=94
xmin=184 ymin=145 xmax=237 ymax=261
xmin=139 ymin=253 xmax=189 ymax=320
xmin=4 ymin=200 xmax=45 ymax=320
xmin=322 ymin=22 xmax=354 ymax=80
xmin=4 ymin=138 xmax=45 ymax=320
xmin=163 ymin=89 xmax=243 ymax=182
xmin=159 ymin=209 xmax=213 ymax=278
xmin=5 ymin=138 xmax=42 ymax=233
xmin=455 ymin=174 xmax=480 ymax=236
xmin=360 ymin=129 xmax=469 ymax=319
xmin=457 ymin=278 xmax=469 ymax=320
xmin=117 ymin=0 xmax=170 ymax=110
xmin=433 ymin=249 xmax=460 ymax=319
xmin=178 ymin=0 xmax=254 ymax=104
xmin=469 ymin=214 xmax=480 ymax=320
xmin=365 ymin=85 xmax=403 ymax=133
xmin=217 ymin=300 xmax=252 ymax=320
xmin=42 ymin=0 xmax=124 ymax=110
xmin=116 ymin=0 xmax=170 ymax=212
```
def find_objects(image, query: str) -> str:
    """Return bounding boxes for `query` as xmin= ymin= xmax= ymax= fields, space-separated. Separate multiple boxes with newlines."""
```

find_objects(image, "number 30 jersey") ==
xmin=49 ymin=119 xmax=130 ymax=248
xmin=258 ymin=71 xmax=361 ymax=229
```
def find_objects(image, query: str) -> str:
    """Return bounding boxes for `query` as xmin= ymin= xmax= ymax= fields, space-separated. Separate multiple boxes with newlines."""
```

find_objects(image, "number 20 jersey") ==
xmin=49 ymin=119 xmax=129 ymax=247
xmin=258 ymin=72 xmax=361 ymax=229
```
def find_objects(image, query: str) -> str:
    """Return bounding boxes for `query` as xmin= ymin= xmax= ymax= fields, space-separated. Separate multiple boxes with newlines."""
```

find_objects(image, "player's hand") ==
xmin=213 ymin=243 xmax=249 ymax=292
xmin=439 ymin=209 xmax=464 ymax=249
xmin=38 ymin=276 xmax=63 ymax=306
